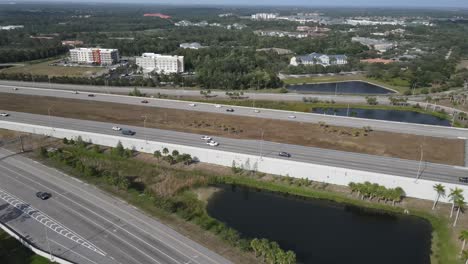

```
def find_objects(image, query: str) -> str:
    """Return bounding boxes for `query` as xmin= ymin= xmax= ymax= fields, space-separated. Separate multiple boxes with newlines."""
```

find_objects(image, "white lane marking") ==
xmin=2 ymin=83 xmax=466 ymax=134
xmin=0 ymin=188 xmax=106 ymax=256
xmin=49 ymin=239 xmax=102 ymax=264
xmin=1 ymin=150 xmax=224 ymax=264
xmin=0 ymin=164 xmax=167 ymax=264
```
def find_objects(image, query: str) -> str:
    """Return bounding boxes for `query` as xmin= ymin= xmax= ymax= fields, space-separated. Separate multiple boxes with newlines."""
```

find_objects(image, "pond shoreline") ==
xmin=287 ymin=80 xmax=398 ymax=95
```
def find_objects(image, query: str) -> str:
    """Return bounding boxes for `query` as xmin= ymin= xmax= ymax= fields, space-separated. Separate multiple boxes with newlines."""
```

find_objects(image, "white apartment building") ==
xmin=251 ymin=13 xmax=278 ymax=20
xmin=290 ymin=53 xmax=348 ymax=67
xmin=69 ymin=48 xmax=119 ymax=65
xmin=135 ymin=53 xmax=184 ymax=74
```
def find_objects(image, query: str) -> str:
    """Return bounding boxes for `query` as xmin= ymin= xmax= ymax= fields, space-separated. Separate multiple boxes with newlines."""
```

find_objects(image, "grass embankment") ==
xmin=282 ymin=75 xmax=409 ymax=94
xmin=2 ymin=92 xmax=462 ymax=165
xmin=34 ymin=139 xmax=458 ymax=264
xmin=0 ymin=230 xmax=51 ymax=264
xmin=0 ymin=59 xmax=104 ymax=78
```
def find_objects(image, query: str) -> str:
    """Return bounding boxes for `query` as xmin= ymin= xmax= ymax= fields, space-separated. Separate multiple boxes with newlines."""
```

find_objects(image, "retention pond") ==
xmin=311 ymin=107 xmax=450 ymax=126
xmin=287 ymin=81 xmax=395 ymax=94
xmin=207 ymin=184 xmax=432 ymax=264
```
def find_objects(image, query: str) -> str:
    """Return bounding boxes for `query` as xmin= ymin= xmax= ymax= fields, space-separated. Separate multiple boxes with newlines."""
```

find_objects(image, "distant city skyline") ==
xmin=9 ymin=0 xmax=468 ymax=8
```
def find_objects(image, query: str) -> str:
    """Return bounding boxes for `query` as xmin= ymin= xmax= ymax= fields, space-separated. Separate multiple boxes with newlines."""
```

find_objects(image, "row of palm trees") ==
xmin=348 ymin=182 xmax=405 ymax=206
xmin=432 ymin=184 xmax=466 ymax=227
xmin=250 ymin=238 xmax=296 ymax=264
xmin=460 ymin=230 xmax=468 ymax=264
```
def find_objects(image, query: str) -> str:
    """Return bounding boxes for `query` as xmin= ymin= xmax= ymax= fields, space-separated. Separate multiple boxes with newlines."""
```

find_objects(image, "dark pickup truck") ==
xmin=121 ymin=129 xmax=136 ymax=136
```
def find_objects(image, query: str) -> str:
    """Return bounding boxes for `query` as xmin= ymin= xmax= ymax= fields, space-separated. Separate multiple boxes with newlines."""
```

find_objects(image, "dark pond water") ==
xmin=287 ymin=81 xmax=395 ymax=94
xmin=207 ymin=185 xmax=432 ymax=264
xmin=312 ymin=107 xmax=451 ymax=126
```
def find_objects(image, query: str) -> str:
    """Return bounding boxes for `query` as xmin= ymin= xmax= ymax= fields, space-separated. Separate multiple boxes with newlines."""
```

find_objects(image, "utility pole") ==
xmin=346 ymin=104 xmax=350 ymax=117
xmin=48 ymin=76 xmax=52 ymax=89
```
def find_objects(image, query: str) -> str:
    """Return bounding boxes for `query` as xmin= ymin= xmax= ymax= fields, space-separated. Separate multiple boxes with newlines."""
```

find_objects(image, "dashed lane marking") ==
xmin=0 ymin=188 xmax=106 ymax=256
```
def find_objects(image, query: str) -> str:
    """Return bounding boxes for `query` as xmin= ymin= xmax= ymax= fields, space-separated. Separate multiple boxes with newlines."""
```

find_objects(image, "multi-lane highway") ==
xmin=0 ymin=83 xmax=467 ymax=139
xmin=1 ymin=111 xmax=467 ymax=185
xmin=0 ymin=147 xmax=232 ymax=264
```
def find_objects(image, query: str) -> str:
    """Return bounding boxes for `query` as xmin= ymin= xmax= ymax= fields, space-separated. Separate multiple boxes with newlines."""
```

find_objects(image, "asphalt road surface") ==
xmin=1 ymin=111 xmax=467 ymax=186
xmin=0 ymin=147 xmax=231 ymax=264
xmin=0 ymin=83 xmax=466 ymax=139
xmin=0 ymin=80 xmax=380 ymax=103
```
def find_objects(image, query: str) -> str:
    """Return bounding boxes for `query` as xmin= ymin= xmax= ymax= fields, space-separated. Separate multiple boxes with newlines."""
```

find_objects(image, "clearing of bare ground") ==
xmin=0 ymin=92 xmax=463 ymax=165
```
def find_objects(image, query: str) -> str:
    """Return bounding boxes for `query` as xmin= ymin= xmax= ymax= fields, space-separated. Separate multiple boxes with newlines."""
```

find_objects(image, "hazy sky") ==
xmin=17 ymin=0 xmax=468 ymax=8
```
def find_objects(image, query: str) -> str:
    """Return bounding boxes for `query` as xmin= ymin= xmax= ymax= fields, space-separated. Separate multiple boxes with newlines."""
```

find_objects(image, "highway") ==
xmin=0 ymin=147 xmax=232 ymax=264
xmin=1 ymin=111 xmax=467 ymax=186
xmin=0 ymin=83 xmax=467 ymax=139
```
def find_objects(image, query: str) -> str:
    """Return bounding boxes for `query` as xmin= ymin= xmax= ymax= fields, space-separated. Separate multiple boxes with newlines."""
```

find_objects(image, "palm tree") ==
xmin=162 ymin=147 xmax=169 ymax=156
xmin=285 ymin=250 xmax=296 ymax=264
xmin=433 ymin=184 xmax=446 ymax=210
xmin=153 ymin=150 xmax=162 ymax=161
xmin=462 ymin=250 xmax=468 ymax=264
xmin=454 ymin=197 xmax=466 ymax=227
xmin=459 ymin=230 xmax=468 ymax=253
xmin=450 ymin=188 xmax=464 ymax=218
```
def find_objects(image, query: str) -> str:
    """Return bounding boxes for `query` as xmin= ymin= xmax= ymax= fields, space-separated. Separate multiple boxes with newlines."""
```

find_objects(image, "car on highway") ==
xmin=36 ymin=192 xmax=52 ymax=200
xmin=0 ymin=113 xmax=9 ymax=117
xmin=278 ymin=151 xmax=291 ymax=158
xmin=254 ymin=109 xmax=260 ymax=113
xmin=226 ymin=108 xmax=235 ymax=112
xmin=207 ymin=140 xmax=219 ymax=146
xmin=88 ymin=94 xmax=95 ymax=97
xmin=215 ymin=104 xmax=222 ymax=108
xmin=74 ymin=90 xmax=79 ymax=94
xmin=141 ymin=100 xmax=149 ymax=104
xmin=189 ymin=103 xmax=197 ymax=107
xmin=201 ymin=136 xmax=212 ymax=141
xmin=13 ymin=87 xmax=18 ymax=90
xmin=121 ymin=129 xmax=136 ymax=136
xmin=288 ymin=115 xmax=296 ymax=119
xmin=112 ymin=126 xmax=122 ymax=131
xmin=459 ymin=177 xmax=468 ymax=183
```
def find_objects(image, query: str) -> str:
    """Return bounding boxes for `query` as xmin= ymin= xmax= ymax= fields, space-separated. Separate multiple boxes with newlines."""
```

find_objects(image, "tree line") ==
xmin=348 ymin=182 xmax=405 ymax=206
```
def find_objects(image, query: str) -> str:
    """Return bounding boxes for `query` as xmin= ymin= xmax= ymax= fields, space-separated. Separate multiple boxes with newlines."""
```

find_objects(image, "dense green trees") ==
xmin=250 ymin=238 xmax=296 ymax=264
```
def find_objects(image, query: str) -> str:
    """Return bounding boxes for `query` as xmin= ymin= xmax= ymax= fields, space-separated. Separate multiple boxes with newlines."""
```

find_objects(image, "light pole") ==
xmin=48 ymin=106 xmax=53 ymax=134
xmin=415 ymin=143 xmax=424 ymax=182
xmin=44 ymin=225 xmax=53 ymax=261
xmin=142 ymin=115 xmax=148 ymax=143
xmin=259 ymin=129 xmax=264 ymax=160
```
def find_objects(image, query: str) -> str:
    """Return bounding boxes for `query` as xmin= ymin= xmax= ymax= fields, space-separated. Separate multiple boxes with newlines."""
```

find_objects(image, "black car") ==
xmin=88 ymin=94 xmax=95 ymax=97
xmin=459 ymin=177 xmax=468 ymax=183
xmin=121 ymin=129 xmax=136 ymax=136
xmin=226 ymin=108 xmax=235 ymax=112
xmin=278 ymin=151 xmax=291 ymax=158
xmin=36 ymin=192 xmax=52 ymax=200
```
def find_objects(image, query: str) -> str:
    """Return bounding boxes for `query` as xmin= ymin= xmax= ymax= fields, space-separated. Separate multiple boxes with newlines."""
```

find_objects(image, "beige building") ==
xmin=135 ymin=53 xmax=184 ymax=74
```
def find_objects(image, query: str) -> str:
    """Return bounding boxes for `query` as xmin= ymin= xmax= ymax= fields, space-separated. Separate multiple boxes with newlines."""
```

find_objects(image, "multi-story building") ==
xmin=351 ymin=37 xmax=396 ymax=53
xmin=69 ymin=48 xmax=119 ymax=65
xmin=290 ymin=53 xmax=348 ymax=67
xmin=135 ymin=53 xmax=184 ymax=74
xmin=179 ymin=42 xmax=203 ymax=50
xmin=251 ymin=13 xmax=278 ymax=20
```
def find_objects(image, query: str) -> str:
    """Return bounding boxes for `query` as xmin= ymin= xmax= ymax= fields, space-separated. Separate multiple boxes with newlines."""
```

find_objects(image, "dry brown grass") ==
xmin=0 ymin=92 xmax=464 ymax=165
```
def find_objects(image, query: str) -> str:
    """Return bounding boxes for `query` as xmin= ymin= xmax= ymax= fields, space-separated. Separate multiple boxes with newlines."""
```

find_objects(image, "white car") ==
xmin=201 ymin=136 xmax=212 ymax=141
xmin=254 ymin=109 xmax=260 ymax=113
xmin=112 ymin=126 xmax=121 ymax=131
xmin=288 ymin=115 xmax=296 ymax=119
xmin=215 ymin=104 xmax=222 ymax=108
xmin=189 ymin=103 xmax=197 ymax=107
xmin=0 ymin=113 xmax=9 ymax=117
xmin=207 ymin=141 xmax=219 ymax=147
